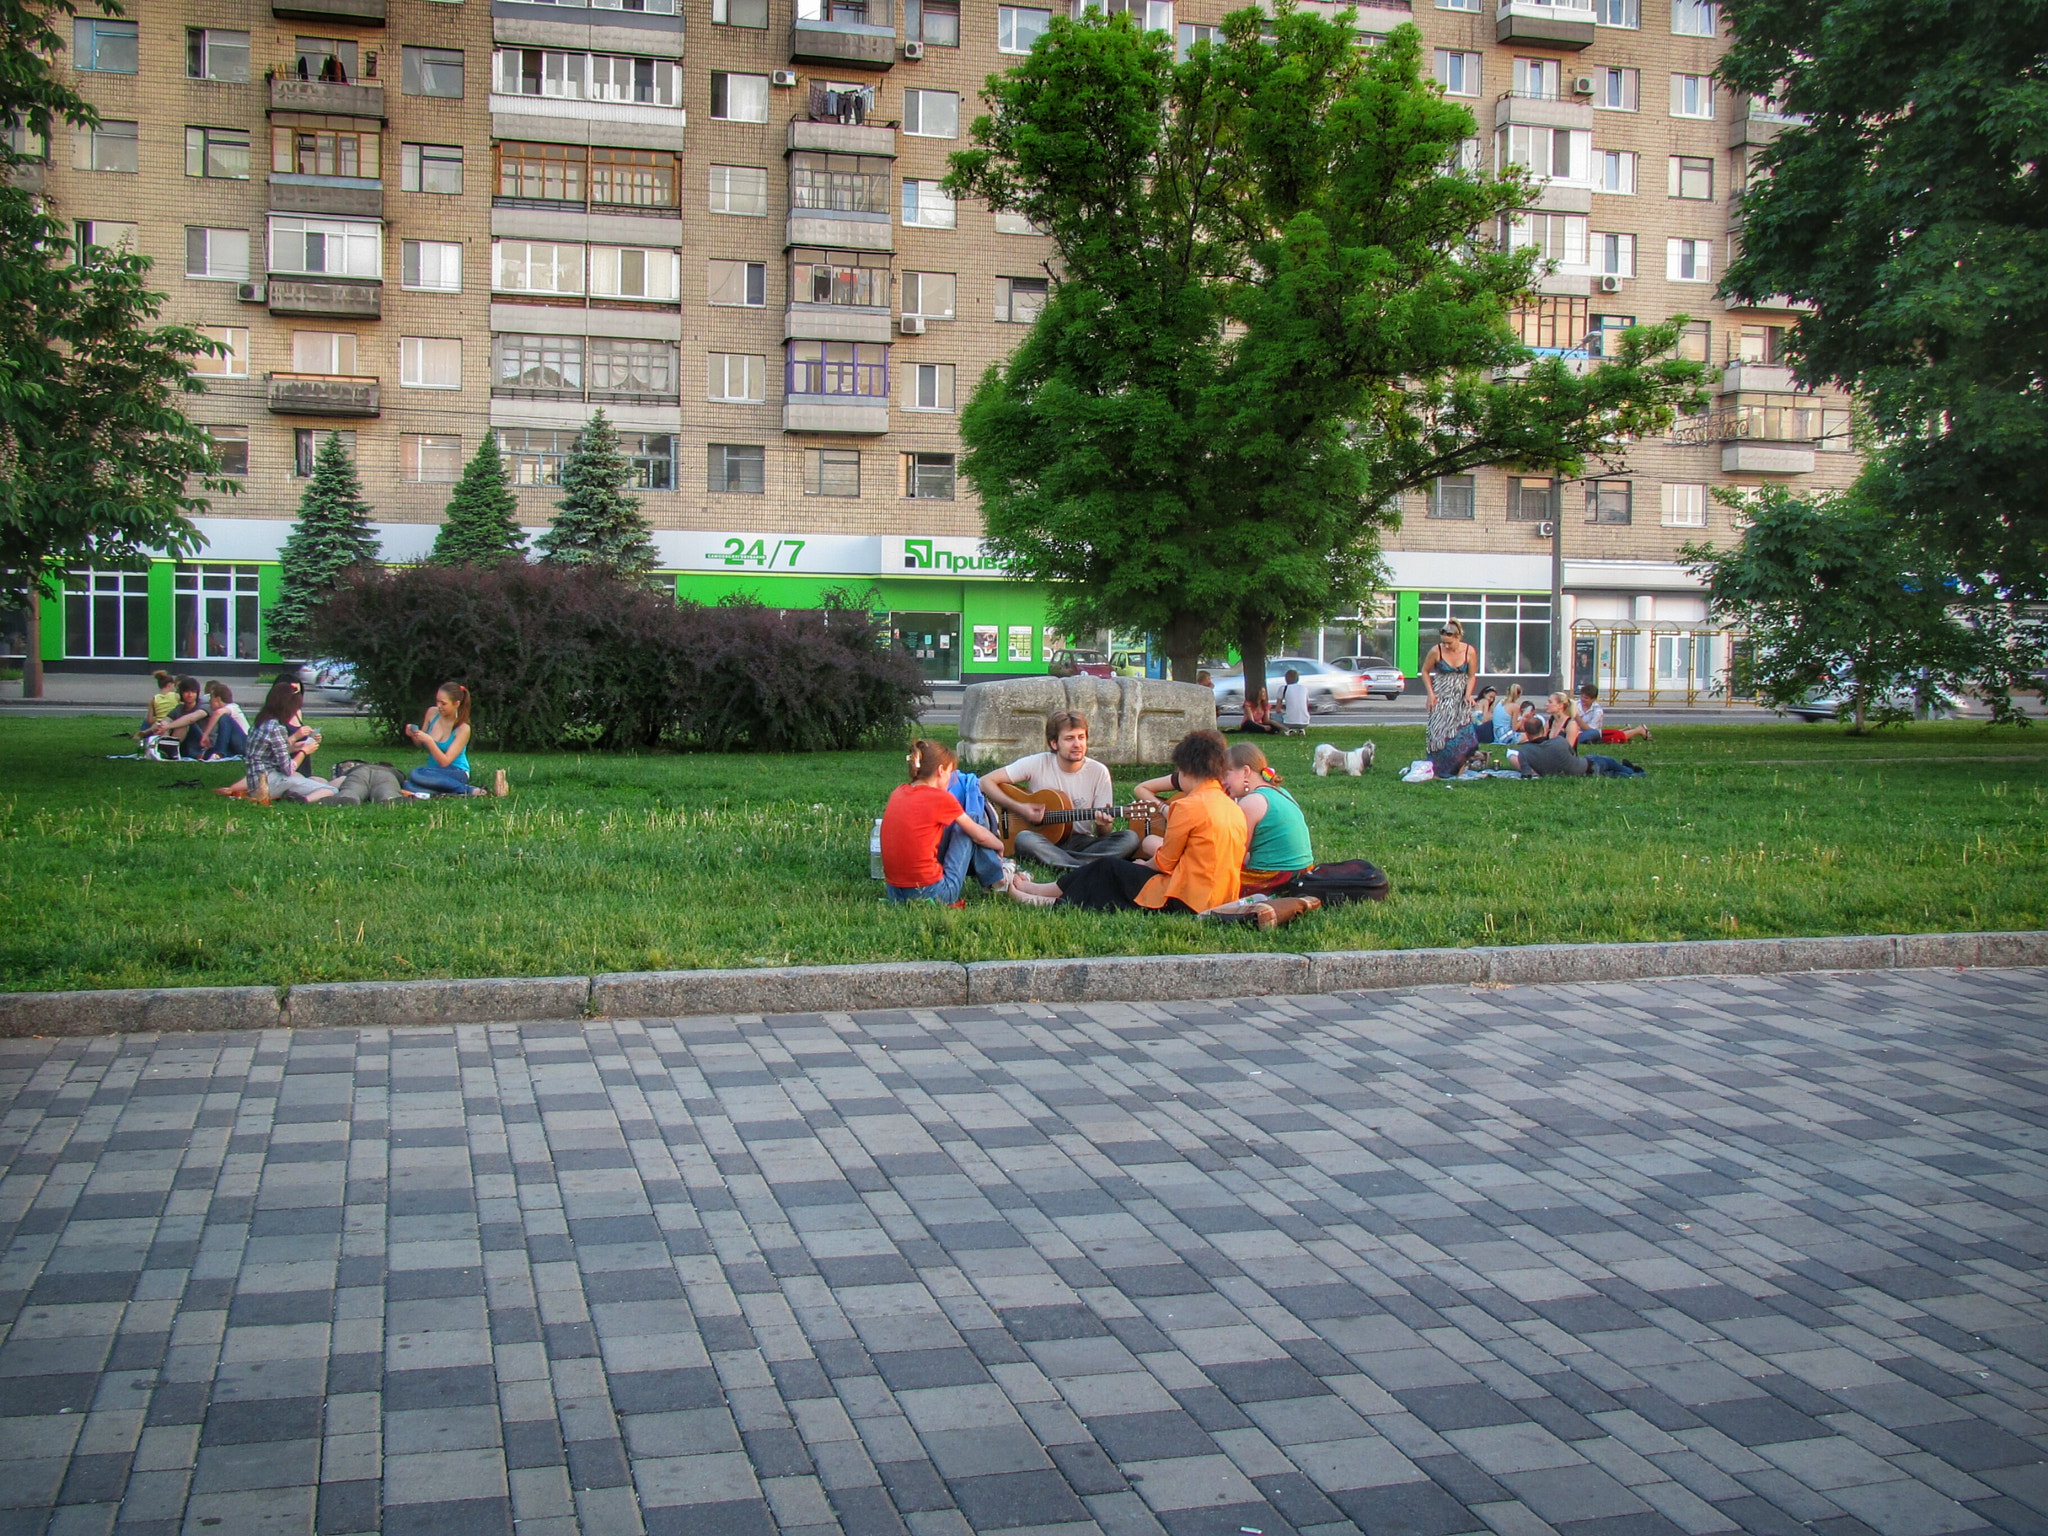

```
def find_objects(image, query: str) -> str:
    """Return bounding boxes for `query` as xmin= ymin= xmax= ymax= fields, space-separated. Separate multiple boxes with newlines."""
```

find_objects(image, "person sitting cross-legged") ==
xmin=980 ymin=709 xmax=1138 ymax=870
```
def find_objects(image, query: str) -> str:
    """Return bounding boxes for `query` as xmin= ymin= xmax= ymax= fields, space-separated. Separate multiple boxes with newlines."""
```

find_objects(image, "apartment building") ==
xmin=26 ymin=0 xmax=1850 ymax=687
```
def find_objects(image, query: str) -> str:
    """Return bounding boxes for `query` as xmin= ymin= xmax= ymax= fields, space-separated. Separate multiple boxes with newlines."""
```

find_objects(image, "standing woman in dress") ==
xmin=1421 ymin=620 xmax=1479 ymax=753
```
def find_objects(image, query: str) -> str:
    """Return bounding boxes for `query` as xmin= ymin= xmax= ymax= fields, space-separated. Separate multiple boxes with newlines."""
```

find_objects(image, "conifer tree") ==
xmin=535 ymin=410 xmax=658 ymax=583
xmin=272 ymin=431 xmax=380 ymax=650
xmin=431 ymin=430 xmax=524 ymax=566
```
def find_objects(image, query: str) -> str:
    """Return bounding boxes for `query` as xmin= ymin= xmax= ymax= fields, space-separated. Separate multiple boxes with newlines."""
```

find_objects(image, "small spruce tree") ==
xmin=431 ymin=430 xmax=525 ymax=566
xmin=273 ymin=431 xmax=380 ymax=650
xmin=535 ymin=409 xmax=658 ymax=583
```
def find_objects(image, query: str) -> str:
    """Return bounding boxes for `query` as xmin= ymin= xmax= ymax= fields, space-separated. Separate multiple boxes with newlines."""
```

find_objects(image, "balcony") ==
xmin=267 ymin=76 xmax=386 ymax=118
xmin=784 ymin=397 xmax=889 ymax=433
xmin=6 ymin=159 xmax=44 ymax=193
xmin=267 ymin=277 xmax=383 ymax=319
xmin=790 ymin=0 xmax=896 ymax=70
xmin=1496 ymin=0 xmax=1595 ymax=49
xmin=1729 ymin=95 xmax=1805 ymax=149
xmin=267 ymin=373 xmax=381 ymax=416
xmin=1494 ymin=91 xmax=1594 ymax=130
xmin=272 ymin=0 xmax=385 ymax=24
xmin=1721 ymin=361 xmax=1799 ymax=394
xmin=785 ymin=304 xmax=893 ymax=343
xmin=1723 ymin=441 xmax=1815 ymax=474
xmin=269 ymin=174 xmax=384 ymax=219
xmin=789 ymin=119 xmax=895 ymax=157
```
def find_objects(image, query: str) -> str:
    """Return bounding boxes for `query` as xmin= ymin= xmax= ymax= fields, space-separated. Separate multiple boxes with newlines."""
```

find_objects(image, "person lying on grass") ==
xmin=1130 ymin=742 xmax=1315 ymax=896
xmin=881 ymin=738 xmax=1008 ymax=905
xmin=402 ymin=682 xmax=509 ymax=798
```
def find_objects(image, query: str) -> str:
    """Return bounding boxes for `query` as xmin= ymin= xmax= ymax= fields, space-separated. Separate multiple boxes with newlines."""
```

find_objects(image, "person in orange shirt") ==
xmin=1005 ymin=730 xmax=1245 ymax=914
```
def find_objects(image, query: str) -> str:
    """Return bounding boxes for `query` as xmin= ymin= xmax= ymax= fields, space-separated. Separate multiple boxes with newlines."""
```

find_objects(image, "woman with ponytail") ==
xmin=881 ymin=739 xmax=1008 ymax=904
xmin=403 ymin=682 xmax=509 ymax=797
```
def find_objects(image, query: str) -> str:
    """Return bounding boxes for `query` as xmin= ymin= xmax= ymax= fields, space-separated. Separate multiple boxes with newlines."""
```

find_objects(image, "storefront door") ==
xmin=890 ymin=611 xmax=959 ymax=681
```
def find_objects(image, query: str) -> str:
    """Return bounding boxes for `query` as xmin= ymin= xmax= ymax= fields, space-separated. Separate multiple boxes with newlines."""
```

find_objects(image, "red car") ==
xmin=1048 ymin=648 xmax=1114 ymax=677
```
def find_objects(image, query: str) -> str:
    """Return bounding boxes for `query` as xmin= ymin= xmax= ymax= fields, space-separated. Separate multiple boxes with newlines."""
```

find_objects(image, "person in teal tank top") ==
xmin=1225 ymin=743 xmax=1313 ymax=889
xmin=403 ymin=681 xmax=508 ymax=797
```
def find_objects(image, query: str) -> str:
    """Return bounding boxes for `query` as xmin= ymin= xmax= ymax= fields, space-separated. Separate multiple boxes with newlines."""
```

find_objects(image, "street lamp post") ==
xmin=1548 ymin=473 xmax=1564 ymax=695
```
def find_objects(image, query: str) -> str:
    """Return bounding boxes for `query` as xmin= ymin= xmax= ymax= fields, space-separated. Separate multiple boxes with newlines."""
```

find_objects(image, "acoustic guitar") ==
xmin=998 ymin=787 xmax=1169 ymax=856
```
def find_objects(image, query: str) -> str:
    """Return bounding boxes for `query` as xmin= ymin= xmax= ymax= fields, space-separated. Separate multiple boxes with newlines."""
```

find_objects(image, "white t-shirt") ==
xmin=1580 ymin=700 xmax=1606 ymax=730
xmin=1280 ymin=681 xmax=1310 ymax=725
xmin=998 ymin=751 xmax=1114 ymax=810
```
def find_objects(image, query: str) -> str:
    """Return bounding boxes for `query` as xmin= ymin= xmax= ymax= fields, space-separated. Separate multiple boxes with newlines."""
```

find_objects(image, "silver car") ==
xmin=1212 ymin=657 xmax=1367 ymax=712
xmin=1329 ymin=656 xmax=1408 ymax=701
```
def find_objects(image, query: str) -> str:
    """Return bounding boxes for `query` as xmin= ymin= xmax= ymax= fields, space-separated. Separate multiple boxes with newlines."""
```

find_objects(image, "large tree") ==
xmin=272 ymin=431 xmax=380 ymax=651
xmin=535 ymin=410 xmax=658 ymax=584
xmin=1 ymin=0 xmax=227 ymax=695
xmin=947 ymin=5 xmax=1705 ymax=683
xmin=1719 ymin=0 xmax=2048 ymax=597
xmin=431 ymin=430 xmax=524 ymax=567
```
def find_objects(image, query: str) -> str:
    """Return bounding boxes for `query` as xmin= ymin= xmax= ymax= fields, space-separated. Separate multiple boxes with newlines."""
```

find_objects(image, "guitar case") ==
xmin=1269 ymin=859 xmax=1391 ymax=906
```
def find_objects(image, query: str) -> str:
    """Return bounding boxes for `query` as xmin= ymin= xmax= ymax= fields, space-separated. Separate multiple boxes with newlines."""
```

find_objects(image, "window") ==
xmin=1666 ymin=237 xmax=1712 ymax=282
xmin=207 ymin=425 xmax=249 ymax=477
xmin=709 ymin=443 xmax=765 ymax=495
xmin=792 ymin=152 xmax=891 ymax=214
xmin=709 ymin=164 xmax=768 ymax=215
xmin=1510 ymin=296 xmax=1589 ymax=350
xmin=497 ymin=142 xmax=584 ymax=203
xmin=502 ymin=429 xmax=571 ymax=485
xmin=1598 ymin=67 xmax=1638 ymax=110
xmin=292 ymin=331 xmax=358 ymax=374
xmin=187 ymin=29 xmax=250 ymax=82
xmin=993 ymin=210 xmax=1042 ymax=236
xmin=1668 ymin=155 xmax=1713 ymax=201
xmin=402 ymin=239 xmax=462 ymax=291
xmin=270 ymin=217 xmax=381 ymax=278
xmin=1511 ymin=58 xmax=1559 ymax=98
xmin=403 ymin=46 xmax=465 ymax=97
xmin=592 ymin=338 xmax=681 ymax=400
xmin=996 ymin=275 xmax=1048 ymax=322
xmin=904 ymin=452 xmax=955 ymax=499
xmin=787 ymin=340 xmax=887 ymax=396
xmin=185 ymin=227 xmax=250 ymax=281
xmin=1446 ymin=137 xmax=1482 ymax=174
xmin=590 ymin=246 xmax=680 ymax=300
xmin=1596 ymin=150 xmax=1637 ymax=194
xmin=295 ymin=37 xmax=357 ymax=80
xmin=592 ymin=147 xmax=677 ymax=207
xmin=708 ymin=259 xmax=767 ymax=307
xmin=792 ymin=248 xmax=891 ymax=307
xmin=903 ymin=271 xmax=955 ymax=319
xmin=1585 ymin=312 xmax=1634 ymax=356
xmin=1507 ymin=476 xmax=1554 ymax=521
xmin=713 ymin=0 xmax=770 ymax=23
xmin=1498 ymin=125 xmax=1589 ymax=182
xmin=75 ymin=220 xmax=138 ymax=261
xmin=1176 ymin=22 xmax=1220 ymax=58
xmin=1671 ymin=74 xmax=1714 ymax=118
xmin=1585 ymin=479 xmax=1631 ymax=525
xmin=711 ymin=71 xmax=770 ymax=122
xmin=1419 ymin=592 xmax=1552 ymax=675
xmin=804 ymin=448 xmax=861 ymax=497
xmin=495 ymin=334 xmax=582 ymax=392
xmin=1096 ymin=0 xmax=1173 ymax=30
xmin=1596 ymin=0 xmax=1637 ymax=22
xmin=1671 ymin=0 xmax=1715 ymax=35
xmin=400 ymin=143 xmax=462 ymax=195
xmin=494 ymin=240 xmax=585 ymax=294
xmin=1661 ymin=483 xmax=1706 ymax=527
xmin=64 ymin=570 xmax=151 ymax=659
xmin=621 ymin=433 xmax=675 ymax=490
xmin=1438 ymin=0 xmax=1479 ymax=10
xmin=174 ymin=564 xmax=262 ymax=661
xmin=77 ymin=120 xmax=138 ymax=173
xmin=1428 ymin=474 xmax=1475 ymax=520
xmin=709 ymin=353 xmax=767 ymax=402
xmin=908 ymin=362 xmax=955 ymax=411
xmin=183 ymin=125 xmax=247 ymax=179
xmin=192 ymin=326 xmax=250 ymax=378
xmin=403 ymin=434 xmax=463 ymax=482
xmin=1674 ymin=319 xmax=1710 ymax=361
xmin=998 ymin=6 xmax=1051 ymax=51
xmin=1593 ymin=232 xmax=1634 ymax=276
xmin=902 ymin=179 xmax=956 ymax=229
xmin=1504 ymin=212 xmax=1588 ymax=270
xmin=590 ymin=54 xmax=677 ymax=104
xmin=1732 ymin=394 xmax=1844 ymax=444
xmin=904 ymin=89 xmax=959 ymax=139
xmin=401 ymin=336 xmax=462 ymax=389
xmin=293 ymin=429 xmax=355 ymax=477
xmin=1736 ymin=323 xmax=1789 ymax=364
xmin=74 ymin=17 xmax=137 ymax=72
xmin=1434 ymin=51 xmax=1481 ymax=97
xmin=272 ymin=126 xmax=380 ymax=179
xmin=495 ymin=50 xmax=679 ymax=107
xmin=912 ymin=0 xmax=961 ymax=45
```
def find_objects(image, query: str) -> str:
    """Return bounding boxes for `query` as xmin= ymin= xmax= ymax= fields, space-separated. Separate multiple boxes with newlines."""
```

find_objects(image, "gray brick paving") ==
xmin=0 ymin=968 xmax=2044 ymax=1536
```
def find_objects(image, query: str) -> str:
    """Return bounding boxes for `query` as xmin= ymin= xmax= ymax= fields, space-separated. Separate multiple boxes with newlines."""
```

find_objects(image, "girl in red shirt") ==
xmin=881 ymin=740 xmax=1008 ymax=904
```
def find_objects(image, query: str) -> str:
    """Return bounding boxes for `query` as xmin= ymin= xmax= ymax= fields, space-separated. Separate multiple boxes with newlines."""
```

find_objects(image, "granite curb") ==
xmin=0 ymin=930 xmax=2040 ymax=1036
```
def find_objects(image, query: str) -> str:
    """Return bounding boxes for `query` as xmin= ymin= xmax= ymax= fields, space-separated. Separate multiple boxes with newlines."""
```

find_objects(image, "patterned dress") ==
xmin=1425 ymin=649 xmax=1476 ymax=753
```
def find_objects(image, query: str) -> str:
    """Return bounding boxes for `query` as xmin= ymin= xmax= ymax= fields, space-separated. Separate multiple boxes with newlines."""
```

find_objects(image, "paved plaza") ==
xmin=0 ymin=968 xmax=2044 ymax=1536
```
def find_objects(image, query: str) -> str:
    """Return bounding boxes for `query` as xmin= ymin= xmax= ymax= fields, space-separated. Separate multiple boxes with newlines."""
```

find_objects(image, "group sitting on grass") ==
xmin=139 ymin=674 xmax=249 ymax=761
xmin=1410 ymin=681 xmax=1651 ymax=782
xmin=211 ymin=676 xmax=507 ymax=803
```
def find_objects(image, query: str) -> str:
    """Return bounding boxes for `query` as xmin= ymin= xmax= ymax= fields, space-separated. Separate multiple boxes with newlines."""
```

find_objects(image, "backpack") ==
xmin=1272 ymin=858 xmax=1391 ymax=906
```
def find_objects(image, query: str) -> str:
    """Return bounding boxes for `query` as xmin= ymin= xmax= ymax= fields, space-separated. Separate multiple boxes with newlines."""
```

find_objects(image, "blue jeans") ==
xmin=407 ymin=761 xmax=474 ymax=795
xmin=1584 ymin=754 xmax=1640 ymax=777
xmin=887 ymin=824 xmax=1004 ymax=904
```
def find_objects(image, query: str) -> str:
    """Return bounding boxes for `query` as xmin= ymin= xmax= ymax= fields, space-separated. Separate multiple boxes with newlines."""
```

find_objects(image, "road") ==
xmin=1 ymin=968 xmax=2043 ymax=1536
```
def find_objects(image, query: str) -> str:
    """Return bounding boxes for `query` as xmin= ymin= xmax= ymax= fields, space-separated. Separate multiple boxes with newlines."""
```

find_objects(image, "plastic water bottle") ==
xmin=870 ymin=818 xmax=884 ymax=880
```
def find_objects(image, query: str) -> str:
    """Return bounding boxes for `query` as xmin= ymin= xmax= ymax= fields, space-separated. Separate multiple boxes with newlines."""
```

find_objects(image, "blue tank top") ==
xmin=432 ymin=725 xmax=470 ymax=775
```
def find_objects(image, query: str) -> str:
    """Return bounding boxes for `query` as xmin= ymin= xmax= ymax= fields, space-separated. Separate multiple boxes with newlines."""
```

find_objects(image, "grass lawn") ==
xmin=0 ymin=713 xmax=2043 ymax=992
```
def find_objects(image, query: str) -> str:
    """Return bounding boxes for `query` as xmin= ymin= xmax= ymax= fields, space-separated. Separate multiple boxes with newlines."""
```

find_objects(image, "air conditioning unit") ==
xmin=1571 ymin=75 xmax=1596 ymax=95
xmin=770 ymin=68 xmax=799 ymax=87
xmin=1597 ymin=274 xmax=1623 ymax=293
xmin=1534 ymin=520 xmax=1556 ymax=538
xmin=237 ymin=281 xmax=267 ymax=303
xmin=897 ymin=315 xmax=926 ymax=335
xmin=901 ymin=39 xmax=924 ymax=58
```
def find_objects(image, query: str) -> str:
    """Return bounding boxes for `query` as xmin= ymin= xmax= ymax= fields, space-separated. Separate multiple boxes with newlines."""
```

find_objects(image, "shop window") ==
xmin=174 ymin=564 xmax=262 ymax=661
xmin=64 ymin=569 xmax=150 ymax=658
xmin=1417 ymin=592 xmax=1552 ymax=676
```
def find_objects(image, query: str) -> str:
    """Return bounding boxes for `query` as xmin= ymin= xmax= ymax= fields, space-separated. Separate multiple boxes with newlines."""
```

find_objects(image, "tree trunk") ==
xmin=1237 ymin=616 xmax=1272 ymax=714
xmin=23 ymin=588 xmax=42 ymax=701
xmin=1162 ymin=612 xmax=1206 ymax=684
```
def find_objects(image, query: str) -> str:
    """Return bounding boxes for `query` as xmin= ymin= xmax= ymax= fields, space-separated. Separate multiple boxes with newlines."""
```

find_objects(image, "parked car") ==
xmin=1785 ymin=684 xmax=1962 ymax=722
xmin=1048 ymin=648 xmax=1113 ymax=677
xmin=1212 ymin=657 xmax=1367 ymax=712
xmin=1328 ymin=656 xmax=1408 ymax=701
xmin=1110 ymin=649 xmax=1150 ymax=677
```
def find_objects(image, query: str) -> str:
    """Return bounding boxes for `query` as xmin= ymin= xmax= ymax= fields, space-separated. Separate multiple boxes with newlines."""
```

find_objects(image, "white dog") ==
xmin=1312 ymin=741 xmax=1375 ymax=776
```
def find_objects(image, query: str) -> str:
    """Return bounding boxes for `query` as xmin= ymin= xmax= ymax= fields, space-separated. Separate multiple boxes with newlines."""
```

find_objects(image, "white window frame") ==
xmin=907 ymin=362 xmax=955 ymax=411
xmin=1661 ymin=482 xmax=1706 ymax=527
xmin=901 ymin=179 xmax=956 ymax=229
xmin=1597 ymin=67 xmax=1638 ymax=111
xmin=1668 ymin=154 xmax=1713 ymax=200
xmin=1596 ymin=0 xmax=1638 ymax=23
xmin=708 ymin=353 xmax=767 ymax=402
xmin=709 ymin=164 xmax=768 ymax=216
xmin=268 ymin=216 xmax=382 ymax=279
xmin=1670 ymin=73 xmax=1715 ymax=119
xmin=1596 ymin=149 xmax=1637 ymax=194
xmin=710 ymin=70 xmax=770 ymax=122
xmin=400 ymin=336 xmax=462 ymax=389
xmin=402 ymin=239 xmax=462 ymax=292
xmin=1594 ymin=232 xmax=1635 ymax=276
xmin=185 ymin=226 xmax=251 ymax=281
xmin=403 ymin=434 xmax=464 ymax=482
xmin=997 ymin=5 xmax=1051 ymax=52
xmin=292 ymin=331 xmax=358 ymax=375
xmin=1665 ymin=237 xmax=1712 ymax=283
xmin=1434 ymin=50 xmax=1480 ymax=97
xmin=707 ymin=259 xmax=767 ymax=307
xmin=1671 ymin=0 xmax=1716 ymax=36
xmin=192 ymin=325 xmax=250 ymax=378
xmin=492 ymin=239 xmax=586 ymax=295
xmin=903 ymin=89 xmax=960 ymax=139
xmin=902 ymin=271 xmax=956 ymax=319
xmin=589 ymin=245 xmax=680 ymax=300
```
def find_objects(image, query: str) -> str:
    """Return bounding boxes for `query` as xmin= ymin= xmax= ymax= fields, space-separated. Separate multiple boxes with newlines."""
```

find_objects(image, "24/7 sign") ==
xmin=703 ymin=536 xmax=806 ymax=569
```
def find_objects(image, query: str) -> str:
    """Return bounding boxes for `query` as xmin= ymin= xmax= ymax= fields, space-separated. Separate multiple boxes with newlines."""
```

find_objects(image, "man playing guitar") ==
xmin=980 ymin=710 xmax=1140 ymax=869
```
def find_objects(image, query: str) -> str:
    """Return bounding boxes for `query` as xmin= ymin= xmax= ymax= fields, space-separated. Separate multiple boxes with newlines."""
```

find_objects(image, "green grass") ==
xmin=0 ymin=714 xmax=2043 ymax=991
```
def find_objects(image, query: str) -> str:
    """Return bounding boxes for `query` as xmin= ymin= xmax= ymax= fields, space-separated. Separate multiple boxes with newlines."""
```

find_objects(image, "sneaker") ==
xmin=1000 ymin=857 xmax=1018 ymax=885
